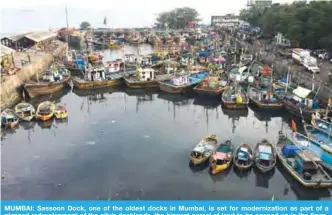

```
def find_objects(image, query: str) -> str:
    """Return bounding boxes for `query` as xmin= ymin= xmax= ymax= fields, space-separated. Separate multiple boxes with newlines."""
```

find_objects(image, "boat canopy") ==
xmin=239 ymin=66 xmax=247 ymax=74
xmin=212 ymin=152 xmax=228 ymax=160
xmin=293 ymin=86 xmax=311 ymax=99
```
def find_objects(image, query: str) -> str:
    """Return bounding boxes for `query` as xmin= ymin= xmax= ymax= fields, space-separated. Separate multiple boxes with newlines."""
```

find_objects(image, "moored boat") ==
xmin=233 ymin=143 xmax=253 ymax=170
xmin=124 ymin=67 xmax=165 ymax=88
xmin=54 ymin=103 xmax=68 ymax=119
xmin=276 ymin=131 xmax=332 ymax=187
xmin=304 ymin=123 xmax=332 ymax=154
xmin=248 ymin=86 xmax=283 ymax=109
xmin=210 ymin=140 xmax=234 ymax=174
xmin=254 ymin=139 xmax=276 ymax=173
xmin=1 ymin=109 xmax=19 ymax=129
xmin=193 ymin=71 xmax=230 ymax=97
xmin=24 ymin=67 xmax=71 ymax=98
xmin=189 ymin=134 xmax=219 ymax=165
xmin=14 ymin=102 xmax=35 ymax=121
xmin=36 ymin=101 xmax=55 ymax=121
xmin=221 ymin=83 xmax=249 ymax=109
xmin=158 ymin=71 xmax=208 ymax=94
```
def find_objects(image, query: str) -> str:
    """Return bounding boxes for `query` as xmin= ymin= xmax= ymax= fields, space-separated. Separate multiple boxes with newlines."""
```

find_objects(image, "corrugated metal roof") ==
xmin=8 ymin=32 xmax=34 ymax=41
xmin=24 ymin=31 xmax=57 ymax=42
xmin=0 ymin=44 xmax=16 ymax=57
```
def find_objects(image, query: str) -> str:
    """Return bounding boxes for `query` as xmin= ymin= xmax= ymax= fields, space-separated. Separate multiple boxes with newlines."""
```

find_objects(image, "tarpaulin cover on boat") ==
xmin=199 ymin=51 xmax=210 ymax=57
xmin=292 ymin=86 xmax=311 ymax=98
xmin=212 ymin=152 xmax=228 ymax=160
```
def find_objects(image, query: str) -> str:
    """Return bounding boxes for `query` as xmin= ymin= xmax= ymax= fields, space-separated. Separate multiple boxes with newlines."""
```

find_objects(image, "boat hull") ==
xmin=277 ymin=153 xmax=332 ymax=188
xmin=24 ymin=74 xmax=71 ymax=98
xmin=190 ymin=157 xmax=209 ymax=165
xmin=124 ymin=78 xmax=158 ymax=89
xmin=210 ymin=161 xmax=231 ymax=175
xmin=158 ymin=82 xmax=194 ymax=94
xmin=233 ymin=143 xmax=253 ymax=170
xmin=222 ymin=102 xmax=248 ymax=109
xmin=36 ymin=102 xmax=55 ymax=121
xmin=249 ymin=99 xmax=283 ymax=110
xmin=54 ymin=112 xmax=68 ymax=119
xmin=72 ymin=78 xmax=122 ymax=89
xmin=193 ymin=87 xmax=225 ymax=97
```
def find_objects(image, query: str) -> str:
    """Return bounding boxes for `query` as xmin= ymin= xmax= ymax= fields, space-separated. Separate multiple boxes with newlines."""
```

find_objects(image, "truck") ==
xmin=292 ymin=48 xmax=310 ymax=64
xmin=302 ymin=56 xmax=320 ymax=73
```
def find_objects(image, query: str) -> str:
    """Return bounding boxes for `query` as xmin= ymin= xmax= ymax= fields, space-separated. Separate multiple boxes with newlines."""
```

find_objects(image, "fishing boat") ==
xmin=254 ymin=139 xmax=276 ymax=173
xmin=1 ymin=109 xmax=19 ymax=129
xmin=54 ymin=103 xmax=68 ymax=119
xmin=24 ymin=67 xmax=71 ymax=98
xmin=227 ymin=64 xmax=254 ymax=85
xmin=72 ymin=66 xmax=130 ymax=89
xmin=108 ymin=40 xmax=123 ymax=49
xmin=124 ymin=67 xmax=162 ymax=88
xmin=304 ymin=124 xmax=332 ymax=154
xmin=158 ymin=71 xmax=208 ymax=94
xmin=124 ymin=54 xmax=137 ymax=67
xmin=311 ymin=116 xmax=332 ymax=136
xmin=193 ymin=71 xmax=230 ymax=97
xmin=36 ymin=101 xmax=55 ymax=121
xmin=210 ymin=140 xmax=234 ymax=174
xmin=189 ymin=134 xmax=219 ymax=165
xmin=274 ymin=85 xmax=329 ymax=120
xmin=14 ymin=102 xmax=35 ymax=121
xmin=221 ymin=82 xmax=249 ymax=109
xmin=248 ymin=86 xmax=283 ymax=109
xmin=233 ymin=143 xmax=253 ymax=170
xmin=276 ymin=131 xmax=332 ymax=187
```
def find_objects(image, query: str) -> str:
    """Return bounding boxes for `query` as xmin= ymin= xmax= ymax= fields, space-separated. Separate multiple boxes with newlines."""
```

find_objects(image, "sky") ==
xmin=0 ymin=0 xmax=297 ymax=34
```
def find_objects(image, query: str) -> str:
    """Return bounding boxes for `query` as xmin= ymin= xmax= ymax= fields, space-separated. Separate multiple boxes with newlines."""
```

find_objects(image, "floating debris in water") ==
xmin=143 ymin=135 xmax=150 ymax=139
xmin=86 ymin=141 xmax=96 ymax=145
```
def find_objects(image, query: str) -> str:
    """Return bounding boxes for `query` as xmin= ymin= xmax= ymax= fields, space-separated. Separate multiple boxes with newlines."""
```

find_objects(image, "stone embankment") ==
xmin=0 ymin=42 xmax=68 ymax=109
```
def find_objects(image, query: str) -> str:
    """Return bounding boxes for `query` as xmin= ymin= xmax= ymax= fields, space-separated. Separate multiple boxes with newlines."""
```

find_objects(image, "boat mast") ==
xmin=65 ymin=6 xmax=69 ymax=45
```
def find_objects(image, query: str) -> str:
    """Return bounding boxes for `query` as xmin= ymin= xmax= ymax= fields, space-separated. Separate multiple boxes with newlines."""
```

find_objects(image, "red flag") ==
xmin=291 ymin=120 xmax=297 ymax=133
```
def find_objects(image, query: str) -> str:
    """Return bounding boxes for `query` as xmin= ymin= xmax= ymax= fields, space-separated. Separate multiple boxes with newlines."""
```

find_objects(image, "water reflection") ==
xmin=1 ymin=88 xmax=332 ymax=200
xmin=189 ymin=160 xmax=210 ymax=173
xmin=233 ymin=165 xmax=252 ymax=179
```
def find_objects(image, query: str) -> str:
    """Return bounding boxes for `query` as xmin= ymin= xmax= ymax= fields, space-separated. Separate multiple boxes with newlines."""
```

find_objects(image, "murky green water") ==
xmin=1 ymin=45 xmax=332 ymax=200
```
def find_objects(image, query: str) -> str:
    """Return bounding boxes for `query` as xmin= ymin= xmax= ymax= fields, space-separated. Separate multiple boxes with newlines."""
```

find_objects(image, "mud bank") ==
xmin=0 ymin=43 xmax=68 ymax=109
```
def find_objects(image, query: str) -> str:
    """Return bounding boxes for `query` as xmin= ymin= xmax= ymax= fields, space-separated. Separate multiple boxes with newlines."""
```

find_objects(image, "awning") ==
xmin=293 ymin=86 xmax=311 ymax=99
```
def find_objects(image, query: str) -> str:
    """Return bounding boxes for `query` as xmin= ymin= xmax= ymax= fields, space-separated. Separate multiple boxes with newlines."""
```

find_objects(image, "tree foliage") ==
xmin=239 ymin=1 xmax=332 ymax=50
xmin=156 ymin=7 xmax=199 ymax=29
xmin=80 ymin=21 xmax=91 ymax=29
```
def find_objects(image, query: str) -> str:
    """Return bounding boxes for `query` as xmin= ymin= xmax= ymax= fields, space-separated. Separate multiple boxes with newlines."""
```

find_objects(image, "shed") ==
xmin=0 ymin=45 xmax=16 ymax=57
xmin=1 ymin=32 xmax=34 ymax=49
xmin=24 ymin=31 xmax=57 ymax=43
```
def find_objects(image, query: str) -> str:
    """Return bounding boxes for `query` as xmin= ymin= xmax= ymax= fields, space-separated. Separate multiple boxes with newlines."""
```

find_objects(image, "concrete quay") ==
xmin=0 ymin=42 xmax=68 ymax=109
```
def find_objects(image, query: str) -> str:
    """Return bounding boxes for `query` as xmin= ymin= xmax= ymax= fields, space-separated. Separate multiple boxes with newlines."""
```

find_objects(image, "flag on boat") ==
xmin=291 ymin=120 xmax=297 ymax=132
xmin=103 ymin=17 xmax=107 ymax=25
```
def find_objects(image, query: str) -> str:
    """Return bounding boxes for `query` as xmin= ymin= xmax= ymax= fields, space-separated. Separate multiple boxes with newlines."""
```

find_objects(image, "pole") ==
xmin=65 ymin=6 xmax=69 ymax=44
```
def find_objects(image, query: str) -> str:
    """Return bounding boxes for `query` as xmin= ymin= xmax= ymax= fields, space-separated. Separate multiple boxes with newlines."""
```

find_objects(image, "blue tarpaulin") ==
xmin=199 ymin=52 xmax=210 ymax=57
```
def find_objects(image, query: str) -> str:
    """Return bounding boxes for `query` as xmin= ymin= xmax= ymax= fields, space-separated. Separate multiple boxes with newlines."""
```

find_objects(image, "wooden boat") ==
xmin=304 ymin=124 xmax=332 ymax=154
xmin=124 ymin=68 xmax=160 ymax=88
xmin=253 ymin=139 xmax=276 ymax=173
xmin=274 ymin=86 xmax=329 ymax=120
xmin=1 ymin=109 xmax=19 ymax=129
xmin=72 ymin=66 xmax=128 ymax=89
xmin=190 ymin=134 xmax=219 ymax=165
xmin=36 ymin=101 xmax=55 ymax=121
xmin=54 ymin=103 xmax=68 ymax=119
xmin=276 ymin=131 xmax=332 ymax=187
xmin=248 ymin=86 xmax=283 ymax=109
xmin=193 ymin=72 xmax=230 ymax=97
xmin=210 ymin=140 xmax=234 ymax=174
xmin=221 ymin=83 xmax=249 ymax=109
xmin=14 ymin=102 xmax=35 ymax=121
xmin=24 ymin=67 xmax=71 ymax=98
xmin=158 ymin=71 xmax=208 ymax=94
xmin=233 ymin=143 xmax=253 ymax=170
xmin=311 ymin=117 xmax=332 ymax=136
xmin=108 ymin=40 xmax=123 ymax=49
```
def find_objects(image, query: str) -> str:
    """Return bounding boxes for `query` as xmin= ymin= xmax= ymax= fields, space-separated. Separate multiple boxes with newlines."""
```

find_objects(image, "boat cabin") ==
xmin=171 ymin=74 xmax=190 ymax=86
xmin=212 ymin=56 xmax=226 ymax=69
xmin=87 ymin=67 xmax=106 ymax=81
xmin=39 ymin=105 xmax=52 ymax=116
xmin=124 ymin=54 xmax=136 ymax=64
xmin=42 ymin=69 xmax=63 ymax=82
xmin=137 ymin=68 xmax=155 ymax=81
xmin=294 ymin=150 xmax=320 ymax=178
xmin=228 ymin=65 xmax=254 ymax=84
xmin=291 ymin=86 xmax=320 ymax=109
xmin=139 ymin=55 xmax=153 ymax=67
xmin=107 ymin=60 xmax=122 ymax=72
xmin=257 ymin=144 xmax=273 ymax=166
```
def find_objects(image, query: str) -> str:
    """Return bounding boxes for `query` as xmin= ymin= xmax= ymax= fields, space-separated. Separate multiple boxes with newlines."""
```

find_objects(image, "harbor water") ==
xmin=1 ymin=45 xmax=332 ymax=200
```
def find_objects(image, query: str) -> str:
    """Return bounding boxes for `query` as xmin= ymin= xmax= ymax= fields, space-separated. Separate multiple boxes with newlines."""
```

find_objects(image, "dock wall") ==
xmin=0 ymin=43 xmax=68 ymax=109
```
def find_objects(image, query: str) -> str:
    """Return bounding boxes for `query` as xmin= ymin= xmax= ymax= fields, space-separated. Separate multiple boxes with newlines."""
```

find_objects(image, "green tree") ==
xmin=156 ymin=7 xmax=199 ymax=29
xmin=80 ymin=21 xmax=91 ymax=30
xmin=240 ymin=1 xmax=332 ymax=50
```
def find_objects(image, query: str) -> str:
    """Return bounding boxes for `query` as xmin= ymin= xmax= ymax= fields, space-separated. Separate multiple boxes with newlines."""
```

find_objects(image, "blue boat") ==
xmin=304 ymin=123 xmax=332 ymax=154
xmin=292 ymin=132 xmax=332 ymax=170
xmin=158 ymin=71 xmax=208 ymax=94
xmin=276 ymin=132 xmax=332 ymax=188
xmin=311 ymin=118 xmax=332 ymax=135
